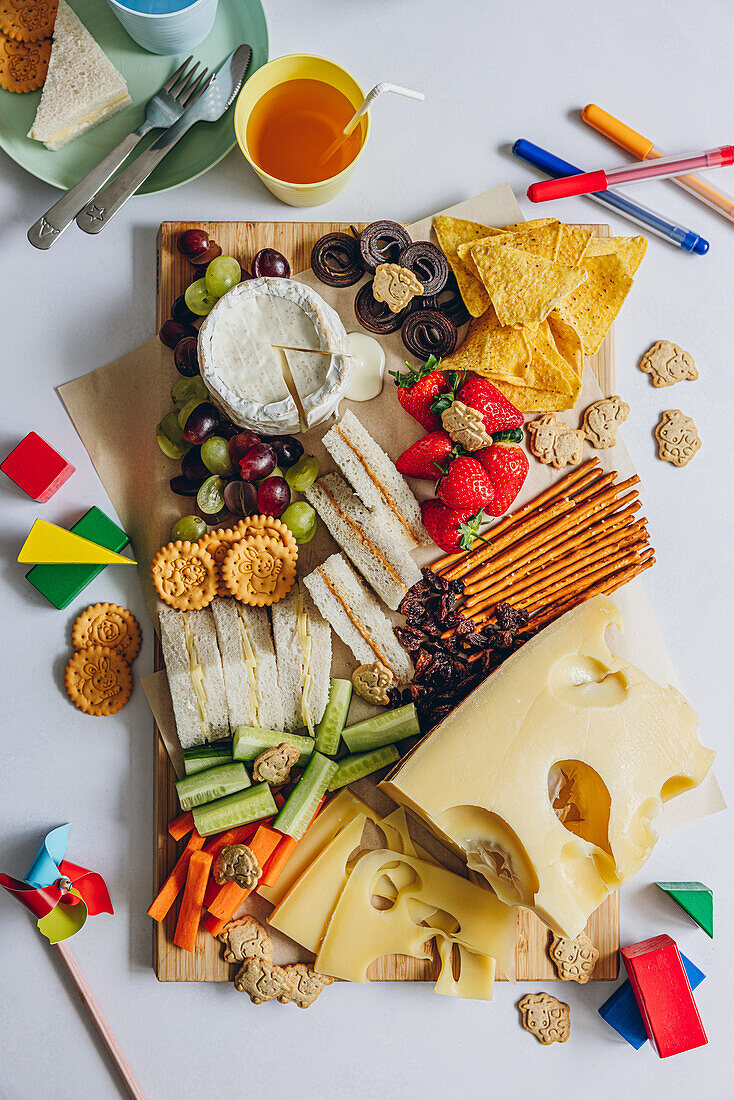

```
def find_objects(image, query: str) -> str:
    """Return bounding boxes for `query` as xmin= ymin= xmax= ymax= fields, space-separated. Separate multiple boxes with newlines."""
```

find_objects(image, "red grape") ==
xmin=270 ymin=435 xmax=304 ymax=468
xmin=190 ymin=242 xmax=222 ymax=269
xmin=159 ymin=318 xmax=197 ymax=348
xmin=182 ymin=402 xmax=220 ymax=444
xmin=174 ymin=336 xmax=199 ymax=377
xmin=252 ymin=248 xmax=290 ymax=278
xmin=218 ymin=420 xmax=243 ymax=440
xmin=170 ymin=475 xmax=200 ymax=496
xmin=177 ymin=229 xmax=210 ymax=258
xmin=228 ymin=430 xmax=261 ymax=465
xmin=224 ymin=479 xmax=258 ymax=516
xmin=181 ymin=446 xmax=209 ymax=482
xmin=239 ymin=442 xmax=276 ymax=481
xmin=171 ymin=293 xmax=197 ymax=324
xmin=257 ymin=476 xmax=291 ymax=517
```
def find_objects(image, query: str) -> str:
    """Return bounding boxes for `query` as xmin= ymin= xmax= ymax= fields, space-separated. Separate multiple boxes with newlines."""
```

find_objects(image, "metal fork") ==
xmin=28 ymin=56 xmax=211 ymax=250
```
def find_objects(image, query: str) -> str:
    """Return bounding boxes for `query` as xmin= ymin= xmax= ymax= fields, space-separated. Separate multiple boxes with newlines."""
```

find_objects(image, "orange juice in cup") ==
xmin=234 ymin=55 xmax=370 ymax=206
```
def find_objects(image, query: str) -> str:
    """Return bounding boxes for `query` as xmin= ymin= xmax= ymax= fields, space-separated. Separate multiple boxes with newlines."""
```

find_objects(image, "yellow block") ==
xmin=18 ymin=519 xmax=136 ymax=565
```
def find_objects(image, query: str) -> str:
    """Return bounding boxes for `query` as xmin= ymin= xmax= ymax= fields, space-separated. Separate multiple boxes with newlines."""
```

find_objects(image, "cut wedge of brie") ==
xmin=199 ymin=277 xmax=352 ymax=435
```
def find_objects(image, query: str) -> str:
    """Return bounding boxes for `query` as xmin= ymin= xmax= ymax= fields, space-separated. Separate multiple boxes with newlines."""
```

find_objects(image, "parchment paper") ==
xmin=59 ymin=183 xmax=725 ymax=834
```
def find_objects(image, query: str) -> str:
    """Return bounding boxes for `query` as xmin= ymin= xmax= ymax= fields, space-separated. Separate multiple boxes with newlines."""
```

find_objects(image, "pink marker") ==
xmin=527 ymin=144 xmax=734 ymax=203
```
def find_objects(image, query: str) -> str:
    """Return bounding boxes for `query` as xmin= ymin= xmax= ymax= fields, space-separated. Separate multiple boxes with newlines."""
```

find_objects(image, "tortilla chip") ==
xmin=471 ymin=244 xmax=588 ymax=327
xmin=555 ymin=225 xmax=592 ymax=266
xmin=490 ymin=379 xmax=574 ymax=413
xmin=441 ymin=308 xmax=532 ymax=376
xmin=458 ymin=223 xmax=562 ymax=267
xmin=432 ymin=215 xmax=494 ymax=317
xmin=558 ymin=253 xmax=633 ymax=355
xmin=547 ymin=309 xmax=584 ymax=384
xmin=526 ymin=323 xmax=580 ymax=405
xmin=585 ymin=235 xmax=647 ymax=277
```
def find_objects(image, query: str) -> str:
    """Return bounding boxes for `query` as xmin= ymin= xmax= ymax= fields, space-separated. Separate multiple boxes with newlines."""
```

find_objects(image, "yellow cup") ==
xmin=233 ymin=54 xmax=370 ymax=207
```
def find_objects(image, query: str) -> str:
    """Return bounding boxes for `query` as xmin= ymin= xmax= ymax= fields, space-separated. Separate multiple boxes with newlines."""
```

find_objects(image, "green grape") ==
xmin=285 ymin=455 xmax=320 ymax=492
xmin=205 ymin=256 xmax=241 ymax=298
xmin=200 ymin=435 xmax=234 ymax=476
xmin=171 ymin=375 xmax=208 ymax=408
xmin=156 ymin=412 xmax=191 ymax=460
xmin=282 ymin=502 xmax=317 ymax=544
xmin=184 ymin=278 xmax=218 ymax=317
xmin=172 ymin=515 xmax=207 ymax=542
xmin=197 ymin=474 xmax=226 ymax=515
xmin=260 ymin=466 xmax=284 ymax=481
xmin=178 ymin=396 xmax=207 ymax=431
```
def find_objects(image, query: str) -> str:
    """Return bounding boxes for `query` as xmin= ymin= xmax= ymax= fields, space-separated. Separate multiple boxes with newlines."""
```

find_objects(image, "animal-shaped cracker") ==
xmin=548 ymin=931 xmax=599 ymax=983
xmin=352 ymin=661 xmax=394 ymax=706
xmin=234 ymin=958 xmax=294 ymax=1005
xmin=214 ymin=843 xmax=261 ymax=889
xmin=278 ymin=964 xmax=335 ymax=1008
xmin=219 ymin=915 xmax=273 ymax=964
xmin=527 ymin=414 xmax=585 ymax=469
xmin=640 ymin=340 xmax=698 ymax=388
xmin=518 ymin=993 xmax=571 ymax=1045
xmin=655 ymin=409 xmax=701 ymax=467
xmin=441 ymin=401 xmax=492 ymax=451
xmin=372 ymin=263 xmax=424 ymax=312
xmin=252 ymin=742 xmax=300 ymax=786
xmin=582 ymin=395 xmax=629 ymax=449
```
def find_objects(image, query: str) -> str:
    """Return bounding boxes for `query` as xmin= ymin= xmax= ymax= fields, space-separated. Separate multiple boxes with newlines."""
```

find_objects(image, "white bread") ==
xmin=210 ymin=598 xmax=283 ymax=733
xmin=304 ymin=472 xmax=421 ymax=610
xmin=159 ymin=608 xmax=230 ymax=749
xmin=28 ymin=0 xmax=131 ymax=151
xmin=322 ymin=410 xmax=430 ymax=550
xmin=271 ymin=586 xmax=331 ymax=734
xmin=304 ymin=554 xmax=414 ymax=684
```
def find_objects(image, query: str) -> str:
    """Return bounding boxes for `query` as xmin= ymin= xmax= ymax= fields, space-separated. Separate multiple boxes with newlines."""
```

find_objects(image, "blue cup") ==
xmin=105 ymin=0 xmax=219 ymax=55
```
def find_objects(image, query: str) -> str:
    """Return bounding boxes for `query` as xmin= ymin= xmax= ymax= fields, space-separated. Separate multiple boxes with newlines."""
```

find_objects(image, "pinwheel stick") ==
xmin=55 ymin=940 xmax=147 ymax=1100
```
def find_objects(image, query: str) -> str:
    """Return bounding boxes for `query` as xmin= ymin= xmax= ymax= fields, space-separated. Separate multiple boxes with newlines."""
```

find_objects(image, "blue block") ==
xmin=599 ymin=952 xmax=705 ymax=1049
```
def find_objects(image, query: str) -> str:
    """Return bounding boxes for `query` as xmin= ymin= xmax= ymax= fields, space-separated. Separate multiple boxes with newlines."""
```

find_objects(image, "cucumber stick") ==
xmin=232 ymin=726 xmax=314 ymax=767
xmin=342 ymin=703 xmax=420 ymax=753
xmin=328 ymin=745 xmax=400 ymax=791
xmin=314 ymin=678 xmax=353 ymax=755
xmin=182 ymin=742 xmax=233 ymax=775
xmin=175 ymin=762 xmax=250 ymax=811
xmin=192 ymin=782 xmax=277 ymax=837
xmin=274 ymin=752 xmax=337 ymax=840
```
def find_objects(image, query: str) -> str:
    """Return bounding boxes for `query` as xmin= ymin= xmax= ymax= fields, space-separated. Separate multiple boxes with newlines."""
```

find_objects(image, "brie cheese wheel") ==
xmin=198 ymin=277 xmax=352 ymax=435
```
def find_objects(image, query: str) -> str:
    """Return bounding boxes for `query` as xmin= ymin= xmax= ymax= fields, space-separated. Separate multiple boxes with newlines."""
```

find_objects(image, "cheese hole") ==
xmin=450 ymin=943 xmax=462 ymax=983
xmin=440 ymin=805 xmax=539 ymax=906
xmin=347 ymin=820 xmax=387 ymax=871
xmin=548 ymin=760 xmax=612 ymax=857
xmin=661 ymin=774 xmax=697 ymax=802
xmin=551 ymin=655 xmax=628 ymax=707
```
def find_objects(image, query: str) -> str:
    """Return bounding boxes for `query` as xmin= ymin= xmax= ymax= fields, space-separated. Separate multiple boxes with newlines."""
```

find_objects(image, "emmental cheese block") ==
xmin=382 ymin=596 xmax=715 ymax=939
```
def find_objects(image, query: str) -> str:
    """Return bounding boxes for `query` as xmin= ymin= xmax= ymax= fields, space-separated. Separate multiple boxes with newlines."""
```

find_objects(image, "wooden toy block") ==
xmin=18 ymin=519 xmax=136 ymax=565
xmin=1 ymin=432 xmax=75 ymax=502
xmin=621 ymin=935 xmax=707 ymax=1057
xmin=599 ymin=952 xmax=705 ymax=1050
xmin=26 ymin=507 xmax=130 ymax=610
xmin=656 ymin=881 xmax=713 ymax=938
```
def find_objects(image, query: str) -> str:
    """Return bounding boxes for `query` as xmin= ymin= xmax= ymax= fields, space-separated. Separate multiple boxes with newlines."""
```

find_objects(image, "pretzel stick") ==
xmin=515 ymin=546 xmax=655 ymax=620
xmin=529 ymin=557 xmax=655 ymax=631
xmin=433 ymin=459 xmax=602 ymax=576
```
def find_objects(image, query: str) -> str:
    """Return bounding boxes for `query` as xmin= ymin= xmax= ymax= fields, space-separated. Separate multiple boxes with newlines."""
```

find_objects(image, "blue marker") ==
xmin=512 ymin=139 xmax=709 ymax=254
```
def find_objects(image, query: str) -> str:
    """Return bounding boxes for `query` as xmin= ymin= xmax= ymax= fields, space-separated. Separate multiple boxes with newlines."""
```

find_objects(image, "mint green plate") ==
xmin=0 ymin=0 xmax=268 ymax=194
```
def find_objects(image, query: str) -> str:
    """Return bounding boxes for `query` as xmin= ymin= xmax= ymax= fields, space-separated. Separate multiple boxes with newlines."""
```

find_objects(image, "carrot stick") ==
xmin=168 ymin=810 xmax=195 ymax=841
xmin=258 ymin=798 xmax=326 ymax=889
xmin=173 ymin=850 xmax=213 ymax=952
xmin=147 ymin=831 xmax=205 ymax=922
xmin=202 ymin=822 xmax=258 ymax=859
xmin=206 ymin=825 xmax=281 ymax=922
xmin=202 ymin=911 xmax=229 ymax=937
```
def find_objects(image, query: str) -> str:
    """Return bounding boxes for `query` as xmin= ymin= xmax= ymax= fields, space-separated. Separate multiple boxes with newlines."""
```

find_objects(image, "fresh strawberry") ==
xmin=390 ymin=355 xmax=450 ymax=432
xmin=433 ymin=376 xmax=523 ymax=437
xmin=478 ymin=444 xmax=529 ymax=516
xmin=421 ymin=500 xmax=486 ymax=553
xmin=437 ymin=455 xmax=495 ymax=512
xmin=396 ymin=431 xmax=454 ymax=480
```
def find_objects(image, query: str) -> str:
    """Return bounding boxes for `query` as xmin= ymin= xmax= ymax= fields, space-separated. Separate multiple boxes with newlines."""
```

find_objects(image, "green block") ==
xmin=26 ymin=506 xmax=130 ymax=609
xmin=656 ymin=881 xmax=713 ymax=938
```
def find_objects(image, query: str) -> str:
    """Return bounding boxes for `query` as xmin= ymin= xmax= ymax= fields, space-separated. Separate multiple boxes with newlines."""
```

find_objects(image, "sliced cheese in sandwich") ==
xmin=304 ymin=553 xmax=414 ymax=685
xmin=322 ymin=410 xmax=430 ymax=551
xmin=304 ymin=472 xmax=421 ymax=610
xmin=159 ymin=608 xmax=229 ymax=749
xmin=210 ymin=598 xmax=284 ymax=733
xmin=271 ymin=585 xmax=331 ymax=735
xmin=28 ymin=1 xmax=131 ymax=151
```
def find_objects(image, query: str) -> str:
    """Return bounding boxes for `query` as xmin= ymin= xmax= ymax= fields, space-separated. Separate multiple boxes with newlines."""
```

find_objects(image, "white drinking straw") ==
xmin=318 ymin=82 xmax=425 ymax=166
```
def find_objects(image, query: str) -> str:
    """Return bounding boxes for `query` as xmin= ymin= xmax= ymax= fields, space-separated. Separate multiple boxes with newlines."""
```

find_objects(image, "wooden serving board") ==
xmin=153 ymin=219 xmax=618 ymax=984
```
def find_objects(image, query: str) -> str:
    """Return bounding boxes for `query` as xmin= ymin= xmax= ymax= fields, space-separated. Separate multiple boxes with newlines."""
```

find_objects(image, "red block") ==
xmin=1 ymin=432 xmax=75 ymax=502
xmin=621 ymin=934 xmax=707 ymax=1058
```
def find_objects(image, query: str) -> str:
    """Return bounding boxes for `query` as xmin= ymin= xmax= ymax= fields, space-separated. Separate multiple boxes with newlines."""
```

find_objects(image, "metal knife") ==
xmin=76 ymin=45 xmax=252 ymax=235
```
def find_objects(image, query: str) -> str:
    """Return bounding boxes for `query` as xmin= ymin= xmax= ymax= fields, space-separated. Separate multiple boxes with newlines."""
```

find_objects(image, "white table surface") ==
xmin=2 ymin=1 xmax=732 ymax=1096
